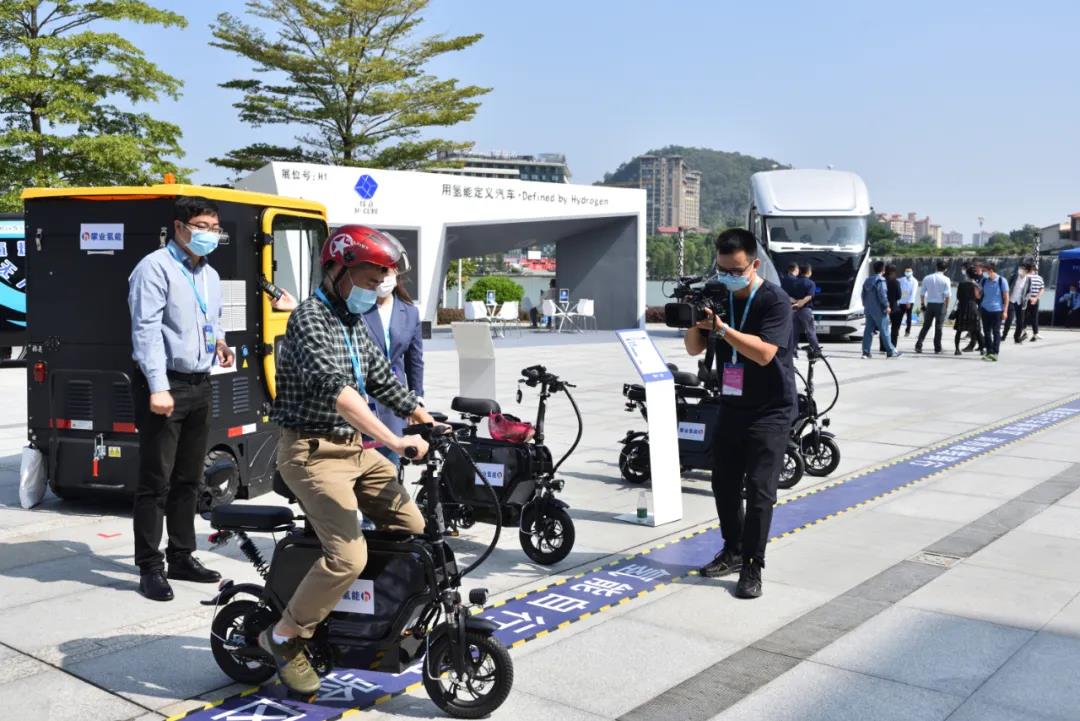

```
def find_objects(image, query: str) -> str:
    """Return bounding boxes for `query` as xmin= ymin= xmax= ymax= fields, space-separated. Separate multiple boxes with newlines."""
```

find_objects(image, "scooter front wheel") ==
xmin=423 ymin=631 xmax=514 ymax=719
xmin=802 ymin=435 xmax=841 ymax=477
xmin=618 ymin=438 xmax=651 ymax=484
xmin=210 ymin=599 xmax=275 ymax=685
xmin=519 ymin=505 xmax=575 ymax=565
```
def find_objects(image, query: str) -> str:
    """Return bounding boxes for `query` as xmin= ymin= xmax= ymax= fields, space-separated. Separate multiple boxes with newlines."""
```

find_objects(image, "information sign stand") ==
xmin=451 ymin=322 xmax=497 ymax=402
xmin=613 ymin=329 xmax=683 ymax=526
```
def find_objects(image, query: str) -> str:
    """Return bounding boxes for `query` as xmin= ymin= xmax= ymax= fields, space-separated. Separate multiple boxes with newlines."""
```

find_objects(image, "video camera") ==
xmin=663 ymin=274 xmax=729 ymax=329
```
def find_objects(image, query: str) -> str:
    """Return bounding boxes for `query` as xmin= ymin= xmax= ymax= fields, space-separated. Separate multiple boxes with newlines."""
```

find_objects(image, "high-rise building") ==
xmin=971 ymin=231 xmax=993 ymax=247
xmin=638 ymin=155 xmax=703 ymax=234
xmin=431 ymin=151 xmax=571 ymax=183
xmin=942 ymin=230 xmax=964 ymax=247
xmin=879 ymin=212 xmax=942 ymax=245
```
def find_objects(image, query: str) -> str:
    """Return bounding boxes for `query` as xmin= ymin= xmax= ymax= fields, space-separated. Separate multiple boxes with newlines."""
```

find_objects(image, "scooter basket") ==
xmin=443 ymin=438 xmax=551 ymax=509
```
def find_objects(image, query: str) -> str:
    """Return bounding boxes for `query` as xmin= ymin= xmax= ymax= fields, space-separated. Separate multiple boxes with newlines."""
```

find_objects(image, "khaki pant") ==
xmin=276 ymin=429 xmax=425 ymax=638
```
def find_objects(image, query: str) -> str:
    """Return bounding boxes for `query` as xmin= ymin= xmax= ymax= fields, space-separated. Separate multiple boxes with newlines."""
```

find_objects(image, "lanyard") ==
xmin=728 ymin=279 xmax=762 ymax=364
xmin=315 ymin=288 xmax=367 ymax=397
xmin=169 ymin=246 xmax=209 ymax=321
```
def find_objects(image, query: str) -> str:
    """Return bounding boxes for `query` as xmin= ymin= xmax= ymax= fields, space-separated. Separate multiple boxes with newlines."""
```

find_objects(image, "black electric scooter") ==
xmin=792 ymin=347 xmax=841 ymax=477
xmin=204 ymin=423 xmax=513 ymax=718
xmin=618 ymin=362 xmax=806 ymax=489
xmin=424 ymin=365 xmax=582 ymax=565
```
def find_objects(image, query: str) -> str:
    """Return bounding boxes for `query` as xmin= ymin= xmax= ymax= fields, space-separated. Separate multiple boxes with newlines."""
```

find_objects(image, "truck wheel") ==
xmin=199 ymin=450 xmax=239 ymax=513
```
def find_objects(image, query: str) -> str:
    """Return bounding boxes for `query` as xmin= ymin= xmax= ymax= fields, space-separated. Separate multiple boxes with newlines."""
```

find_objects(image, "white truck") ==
xmin=749 ymin=169 xmax=871 ymax=339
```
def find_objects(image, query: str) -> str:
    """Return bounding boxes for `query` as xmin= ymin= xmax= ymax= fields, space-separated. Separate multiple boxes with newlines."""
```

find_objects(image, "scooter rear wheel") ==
xmin=423 ymin=631 xmax=514 ymax=719
xmin=210 ymin=599 xmax=275 ymax=685
xmin=777 ymin=446 xmax=805 ymax=490
xmin=519 ymin=505 xmax=575 ymax=565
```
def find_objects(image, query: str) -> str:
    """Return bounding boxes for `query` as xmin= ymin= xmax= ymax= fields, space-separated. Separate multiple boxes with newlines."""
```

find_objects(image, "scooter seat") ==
xmin=672 ymin=370 xmax=701 ymax=387
xmin=211 ymin=503 xmax=295 ymax=531
xmin=452 ymin=397 xmax=501 ymax=417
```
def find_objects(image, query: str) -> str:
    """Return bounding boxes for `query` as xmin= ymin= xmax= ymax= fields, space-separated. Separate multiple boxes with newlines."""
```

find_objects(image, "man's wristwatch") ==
xmin=716 ymin=321 xmax=728 ymax=339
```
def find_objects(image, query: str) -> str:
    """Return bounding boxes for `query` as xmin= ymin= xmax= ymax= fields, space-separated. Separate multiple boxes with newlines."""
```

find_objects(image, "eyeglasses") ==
xmin=185 ymin=221 xmax=225 ymax=235
xmin=714 ymin=264 xmax=752 ymax=277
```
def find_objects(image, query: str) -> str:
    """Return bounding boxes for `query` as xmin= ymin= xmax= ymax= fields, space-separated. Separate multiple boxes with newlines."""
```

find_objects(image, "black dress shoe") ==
xmin=167 ymin=555 xmax=221 ymax=583
xmin=734 ymin=558 xmax=763 ymax=599
xmin=139 ymin=570 xmax=174 ymax=601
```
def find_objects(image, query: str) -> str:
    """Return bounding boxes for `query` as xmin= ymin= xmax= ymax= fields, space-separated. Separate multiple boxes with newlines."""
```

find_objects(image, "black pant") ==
xmin=794 ymin=306 xmax=820 ymax=353
xmin=712 ymin=411 xmax=790 ymax=565
xmin=956 ymin=325 xmax=983 ymax=353
xmin=916 ymin=302 xmax=945 ymax=352
xmin=1002 ymin=302 xmax=1025 ymax=340
xmin=527 ymin=307 xmax=551 ymax=329
xmin=901 ymin=303 xmax=914 ymax=334
xmin=1021 ymin=302 xmax=1039 ymax=336
xmin=133 ymin=374 xmax=212 ymax=572
xmin=981 ymin=309 xmax=1003 ymax=355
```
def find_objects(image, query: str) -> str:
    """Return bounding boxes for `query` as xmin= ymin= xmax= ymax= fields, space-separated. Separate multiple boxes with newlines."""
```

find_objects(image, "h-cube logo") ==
xmin=474 ymin=463 xmax=506 ymax=487
xmin=354 ymin=174 xmax=378 ymax=199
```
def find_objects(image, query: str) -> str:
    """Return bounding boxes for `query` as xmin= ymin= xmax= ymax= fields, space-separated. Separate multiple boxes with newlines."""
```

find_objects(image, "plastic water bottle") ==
xmin=637 ymin=491 xmax=648 ymax=520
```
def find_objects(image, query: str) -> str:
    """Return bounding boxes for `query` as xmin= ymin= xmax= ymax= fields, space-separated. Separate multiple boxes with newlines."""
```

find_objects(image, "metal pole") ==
xmin=457 ymin=258 xmax=463 ymax=309
xmin=677 ymin=227 xmax=685 ymax=277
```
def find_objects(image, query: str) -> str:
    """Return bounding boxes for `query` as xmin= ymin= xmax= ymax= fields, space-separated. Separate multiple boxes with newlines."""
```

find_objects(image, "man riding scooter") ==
xmin=262 ymin=225 xmax=438 ymax=694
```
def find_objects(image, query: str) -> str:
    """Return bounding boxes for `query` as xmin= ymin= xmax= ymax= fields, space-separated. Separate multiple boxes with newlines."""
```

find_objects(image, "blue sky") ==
xmin=118 ymin=0 xmax=1079 ymax=238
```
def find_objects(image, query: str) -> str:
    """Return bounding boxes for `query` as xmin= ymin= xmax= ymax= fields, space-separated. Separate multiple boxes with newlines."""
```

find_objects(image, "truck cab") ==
xmin=749 ymin=169 xmax=871 ymax=339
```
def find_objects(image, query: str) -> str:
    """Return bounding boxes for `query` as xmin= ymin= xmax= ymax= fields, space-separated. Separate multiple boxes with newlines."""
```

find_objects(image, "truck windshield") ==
xmin=765 ymin=216 xmax=867 ymax=251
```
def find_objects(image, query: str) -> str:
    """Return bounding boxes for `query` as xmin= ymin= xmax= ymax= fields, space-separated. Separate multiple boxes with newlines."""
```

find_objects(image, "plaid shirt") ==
xmin=270 ymin=295 xmax=418 ymax=434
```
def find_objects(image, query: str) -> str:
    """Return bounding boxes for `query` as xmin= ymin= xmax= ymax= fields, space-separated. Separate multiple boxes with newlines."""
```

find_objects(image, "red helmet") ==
xmin=321 ymin=225 xmax=410 ymax=272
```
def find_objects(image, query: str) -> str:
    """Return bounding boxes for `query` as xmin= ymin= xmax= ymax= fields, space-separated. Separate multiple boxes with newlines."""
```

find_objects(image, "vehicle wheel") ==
xmin=618 ymin=438 xmax=650 ymax=484
xmin=802 ymin=435 xmax=841 ymax=477
xmin=199 ymin=450 xmax=239 ymax=513
xmin=423 ymin=631 xmax=514 ymax=719
xmin=777 ymin=446 xmax=805 ymax=490
xmin=519 ymin=505 xmax=575 ymax=565
xmin=48 ymin=480 xmax=80 ymax=501
xmin=210 ymin=600 xmax=275 ymax=685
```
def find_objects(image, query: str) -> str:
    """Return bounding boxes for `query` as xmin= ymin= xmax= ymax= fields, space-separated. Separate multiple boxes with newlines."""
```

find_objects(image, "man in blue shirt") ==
xmin=979 ymin=261 xmax=1010 ymax=361
xmin=128 ymin=196 xmax=235 ymax=601
xmin=1058 ymin=283 xmax=1080 ymax=327
xmin=861 ymin=260 xmax=902 ymax=359
xmin=789 ymin=264 xmax=821 ymax=356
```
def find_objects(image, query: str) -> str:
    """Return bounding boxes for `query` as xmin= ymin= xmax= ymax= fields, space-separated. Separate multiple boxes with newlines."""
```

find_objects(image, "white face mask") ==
xmin=376 ymin=274 xmax=396 ymax=298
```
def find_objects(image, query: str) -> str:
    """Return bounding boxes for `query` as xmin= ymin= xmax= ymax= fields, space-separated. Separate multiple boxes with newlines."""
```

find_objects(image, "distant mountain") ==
xmin=598 ymin=145 xmax=789 ymax=229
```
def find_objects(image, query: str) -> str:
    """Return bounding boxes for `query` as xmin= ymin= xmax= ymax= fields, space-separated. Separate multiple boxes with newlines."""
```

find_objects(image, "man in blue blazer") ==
xmin=362 ymin=272 xmax=425 ymax=465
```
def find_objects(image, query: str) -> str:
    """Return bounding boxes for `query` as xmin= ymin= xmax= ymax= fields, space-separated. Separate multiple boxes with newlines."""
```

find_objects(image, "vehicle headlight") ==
xmin=846 ymin=311 xmax=865 ymax=321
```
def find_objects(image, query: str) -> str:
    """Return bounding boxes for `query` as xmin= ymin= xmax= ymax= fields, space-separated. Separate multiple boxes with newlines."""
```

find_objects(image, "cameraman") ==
xmin=684 ymin=229 xmax=796 ymax=599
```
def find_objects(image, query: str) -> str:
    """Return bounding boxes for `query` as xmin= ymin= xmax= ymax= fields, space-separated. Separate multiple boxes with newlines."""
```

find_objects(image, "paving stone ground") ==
xmin=1 ymin=325 xmax=1078 ymax=721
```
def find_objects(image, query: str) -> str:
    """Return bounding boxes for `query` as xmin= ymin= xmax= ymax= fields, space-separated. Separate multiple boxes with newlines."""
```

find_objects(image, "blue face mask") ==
xmin=982 ymin=272 xmax=990 ymax=279
xmin=346 ymin=285 xmax=378 ymax=314
xmin=716 ymin=274 xmax=750 ymax=291
xmin=187 ymin=231 xmax=219 ymax=257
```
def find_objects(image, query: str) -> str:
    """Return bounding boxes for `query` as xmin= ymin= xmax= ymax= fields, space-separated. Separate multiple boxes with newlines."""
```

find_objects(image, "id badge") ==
xmin=203 ymin=324 xmax=215 ymax=354
xmin=721 ymin=362 xmax=744 ymax=397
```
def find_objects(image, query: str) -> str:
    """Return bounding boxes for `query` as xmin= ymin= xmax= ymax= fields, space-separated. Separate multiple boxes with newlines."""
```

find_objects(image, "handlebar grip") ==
xmin=403 ymin=445 xmax=418 ymax=459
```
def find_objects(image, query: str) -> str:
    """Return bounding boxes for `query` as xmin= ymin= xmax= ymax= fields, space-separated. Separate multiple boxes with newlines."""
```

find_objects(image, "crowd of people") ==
xmin=783 ymin=258 xmax=1060 ymax=362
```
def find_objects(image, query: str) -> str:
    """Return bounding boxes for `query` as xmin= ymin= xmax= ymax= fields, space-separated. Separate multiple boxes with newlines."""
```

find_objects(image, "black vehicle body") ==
xmin=791 ymin=349 xmax=842 ymax=477
xmin=618 ymin=363 xmax=806 ymax=489
xmin=21 ymin=185 xmax=328 ymax=509
xmin=428 ymin=365 xmax=582 ymax=565
xmin=205 ymin=423 xmax=513 ymax=717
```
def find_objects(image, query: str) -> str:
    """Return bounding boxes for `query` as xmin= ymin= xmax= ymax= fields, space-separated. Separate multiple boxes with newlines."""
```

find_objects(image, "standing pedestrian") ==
xmin=953 ymin=265 xmax=984 ymax=355
xmin=1002 ymin=264 xmax=1030 ymax=343
xmin=915 ymin=260 xmax=951 ymax=354
xmin=899 ymin=267 xmax=919 ymax=336
xmin=792 ymin=264 xmax=821 ymax=356
xmin=861 ymin=260 xmax=902 ymax=359
xmin=362 ymin=269 xmax=425 ymax=467
xmin=685 ymin=229 xmax=797 ymax=599
xmin=1019 ymin=261 xmax=1044 ymax=342
xmin=882 ymin=265 xmax=904 ymax=350
xmin=1057 ymin=283 xmax=1080 ymax=327
xmin=127 ymin=196 xmax=235 ymax=602
xmin=979 ymin=262 xmax=1010 ymax=362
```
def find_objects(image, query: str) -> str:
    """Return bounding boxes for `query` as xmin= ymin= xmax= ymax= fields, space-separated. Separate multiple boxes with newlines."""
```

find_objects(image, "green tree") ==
xmin=465 ymin=276 xmax=523 ymax=304
xmin=210 ymin=0 xmax=489 ymax=176
xmin=0 ymin=0 xmax=188 ymax=211
xmin=867 ymin=215 xmax=899 ymax=255
xmin=444 ymin=257 xmax=476 ymax=289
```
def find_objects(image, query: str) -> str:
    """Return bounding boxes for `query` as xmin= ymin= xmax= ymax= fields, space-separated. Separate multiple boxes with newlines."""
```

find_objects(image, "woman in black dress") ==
xmin=954 ymin=265 xmax=984 ymax=355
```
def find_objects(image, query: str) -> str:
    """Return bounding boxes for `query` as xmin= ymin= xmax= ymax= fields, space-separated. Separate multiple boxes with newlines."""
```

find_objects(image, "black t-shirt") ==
xmin=886 ymin=277 xmax=902 ymax=307
xmin=705 ymin=279 xmax=797 ymax=421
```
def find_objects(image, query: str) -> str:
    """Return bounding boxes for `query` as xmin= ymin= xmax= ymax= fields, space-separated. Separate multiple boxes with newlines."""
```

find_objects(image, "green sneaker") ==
xmin=258 ymin=628 xmax=321 ymax=694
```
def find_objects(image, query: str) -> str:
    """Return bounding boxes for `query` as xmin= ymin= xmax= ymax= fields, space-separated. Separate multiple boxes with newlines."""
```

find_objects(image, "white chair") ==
xmin=494 ymin=300 xmax=522 ymax=336
xmin=570 ymin=298 xmax=596 ymax=331
xmin=541 ymin=299 xmax=558 ymax=332
xmin=464 ymin=300 xmax=492 ymax=325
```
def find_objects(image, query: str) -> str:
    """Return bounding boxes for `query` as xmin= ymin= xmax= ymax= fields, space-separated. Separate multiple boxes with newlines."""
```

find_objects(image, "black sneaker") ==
xmin=735 ymin=558 xmax=763 ymax=599
xmin=699 ymin=548 xmax=742 ymax=578
xmin=861 ymin=352 xmax=872 ymax=360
